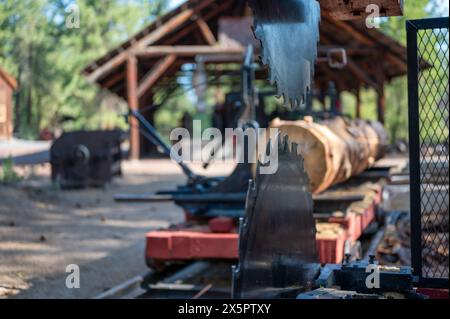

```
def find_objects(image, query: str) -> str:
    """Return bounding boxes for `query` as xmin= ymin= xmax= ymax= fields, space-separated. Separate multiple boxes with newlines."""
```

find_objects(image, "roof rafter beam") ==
xmin=322 ymin=12 xmax=407 ymax=71
xmin=137 ymin=54 xmax=177 ymax=99
xmin=102 ymin=71 xmax=125 ymax=89
xmin=165 ymin=0 xmax=235 ymax=45
xmin=85 ymin=0 xmax=216 ymax=83
xmin=346 ymin=59 xmax=379 ymax=90
xmin=195 ymin=17 xmax=217 ymax=45
xmin=322 ymin=12 xmax=375 ymax=47
xmin=133 ymin=45 xmax=244 ymax=57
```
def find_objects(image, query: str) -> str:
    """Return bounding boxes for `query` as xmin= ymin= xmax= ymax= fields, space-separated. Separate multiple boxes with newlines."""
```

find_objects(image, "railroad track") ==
xmin=94 ymin=261 xmax=233 ymax=299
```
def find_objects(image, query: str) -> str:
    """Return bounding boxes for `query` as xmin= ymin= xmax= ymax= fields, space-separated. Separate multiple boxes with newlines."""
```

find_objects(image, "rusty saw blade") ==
xmin=233 ymin=135 xmax=320 ymax=299
xmin=249 ymin=0 xmax=321 ymax=108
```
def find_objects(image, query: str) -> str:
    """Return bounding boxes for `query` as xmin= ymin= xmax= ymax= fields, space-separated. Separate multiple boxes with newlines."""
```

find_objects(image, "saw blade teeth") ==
xmin=288 ymin=98 xmax=294 ymax=109
xmin=291 ymin=141 xmax=298 ymax=156
xmin=249 ymin=0 xmax=321 ymax=109
xmin=268 ymin=68 xmax=276 ymax=85
xmin=283 ymin=94 xmax=291 ymax=109
xmin=282 ymin=134 xmax=289 ymax=153
xmin=245 ymin=179 xmax=257 ymax=216
xmin=258 ymin=135 xmax=273 ymax=170
xmin=261 ymin=46 xmax=270 ymax=66
xmin=253 ymin=24 xmax=263 ymax=40
xmin=268 ymin=135 xmax=278 ymax=161
xmin=272 ymin=134 xmax=281 ymax=154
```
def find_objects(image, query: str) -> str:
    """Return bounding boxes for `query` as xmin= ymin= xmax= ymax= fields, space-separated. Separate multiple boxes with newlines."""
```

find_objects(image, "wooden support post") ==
xmin=375 ymin=62 xmax=386 ymax=124
xmin=356 ymin=89 xmax=361 ymax=119
xmin=127 ymin=55 xmax=140 ymax=160
xmin=377 ymin=85 xmax=385 ymax=124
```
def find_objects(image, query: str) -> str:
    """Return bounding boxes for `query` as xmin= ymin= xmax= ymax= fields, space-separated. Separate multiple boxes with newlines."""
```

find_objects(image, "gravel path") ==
xmin=0 ymin=159 xmax=233 ymax=299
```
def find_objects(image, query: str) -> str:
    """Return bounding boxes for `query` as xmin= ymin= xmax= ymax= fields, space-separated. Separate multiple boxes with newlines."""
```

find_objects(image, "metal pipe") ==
xmin=130 ymin=110 xmax=198 ymax=182
xmin=114 ymin=192 xmax=247 ymax=203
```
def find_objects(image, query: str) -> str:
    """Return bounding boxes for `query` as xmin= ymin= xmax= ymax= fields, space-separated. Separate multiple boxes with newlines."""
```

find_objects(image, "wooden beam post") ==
xmin=375 ymin=62 xmax=386 ymax=124
xmin=377 ymin=84 xmax=385 ymax=124
xmin=127 ymin=55 xmax=140 ymax=160
xmin=356 ymin=89 xmax=361 ymax=119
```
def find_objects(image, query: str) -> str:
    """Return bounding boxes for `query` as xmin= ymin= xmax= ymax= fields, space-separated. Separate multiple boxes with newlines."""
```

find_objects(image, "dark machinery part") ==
xmin=117 ymin=109 xmax=254 ymax=217
xmin=297 ymin=258 xmax=426 ymax=299
xmin=203 ymin=45 xmax=260 ymax=169
xmin=239 ymin=45 xmax=259 ymax=124
xmin=131 ymin=109 xmax=199 ymax=184
xmin=233 ymin=136 xmax=320 ymax=298
xmin=249 ymin=0 xmax=321 ymax=108
xmin=116 ymin=48 xmax=260 ymax=217
xmin=50 ymin=130 xmax=124 ymax=188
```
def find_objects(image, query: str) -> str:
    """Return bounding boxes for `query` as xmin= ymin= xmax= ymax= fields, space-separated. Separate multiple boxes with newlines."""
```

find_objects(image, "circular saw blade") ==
xmin=249 ymin=0 xmax=321 ymax=108
xmin=233 ymin=135 xmax=320 ymax=299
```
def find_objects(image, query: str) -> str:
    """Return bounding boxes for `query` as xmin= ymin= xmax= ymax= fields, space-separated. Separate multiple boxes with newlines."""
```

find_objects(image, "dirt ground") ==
xmin=0 ymin=159 xmax=234 ymax=299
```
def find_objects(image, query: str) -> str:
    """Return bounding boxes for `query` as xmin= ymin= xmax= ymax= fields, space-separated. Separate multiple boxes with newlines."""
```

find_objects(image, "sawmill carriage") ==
xmin=84 ymin=0 xmax=449 ymax=299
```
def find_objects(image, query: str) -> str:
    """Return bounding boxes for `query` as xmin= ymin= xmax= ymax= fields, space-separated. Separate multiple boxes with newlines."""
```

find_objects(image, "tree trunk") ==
xmin=270 ymin=116 xmax=388 ymax=194
xmin=26 ymin=43 xmax=33 ymax=126
xmin=14 ymin=64 xmax=23 ymax=133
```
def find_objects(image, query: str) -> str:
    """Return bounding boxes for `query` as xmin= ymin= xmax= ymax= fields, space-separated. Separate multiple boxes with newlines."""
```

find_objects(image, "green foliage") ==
xmin=0 ymin=0 xmax=445 ymax=145
xmin=378 ymin=0 xmax=443 ymax=142
xmin=331 ymin=0 xmax=445 ymax=143
xmin=0 ymin=157 xmax=21 ymax=184
xmin=0 ymin=0 xmax=168 ymax=138
xmin=155 ymin=93 xmax=196 ymax=140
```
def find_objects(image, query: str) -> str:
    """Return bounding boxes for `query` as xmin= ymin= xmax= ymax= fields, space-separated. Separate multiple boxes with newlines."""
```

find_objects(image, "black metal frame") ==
xmin=407 ymin=17 xmax=449 ymax=289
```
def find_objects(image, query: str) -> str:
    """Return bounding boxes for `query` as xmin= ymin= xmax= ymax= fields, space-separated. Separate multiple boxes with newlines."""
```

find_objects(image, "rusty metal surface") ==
xmin=233 ymin=136 xmax=320 ymax=298
xmin=249 ymin=0 xmax=321 ymax=108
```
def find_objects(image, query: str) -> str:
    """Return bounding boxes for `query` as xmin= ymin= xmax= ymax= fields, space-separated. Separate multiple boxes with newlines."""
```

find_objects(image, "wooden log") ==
xmin=270 ymin=116 xmax=388 ymax=193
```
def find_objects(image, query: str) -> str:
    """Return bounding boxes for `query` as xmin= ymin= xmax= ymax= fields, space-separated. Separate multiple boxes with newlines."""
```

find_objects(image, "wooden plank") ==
xmin=196 ymin=18 xmax=217 ymax=45
xmin=137 ymin=54 xmax=177 ymax=99
xmin=134 ymin=45 xmax=244 ymax=57
xmin=356 ymin=89 xmax=361 ymax=119
xmin=126 ymin=55 xmax=140 ymax=160
xmin=138 ymin=9 xmax=196 ymax=48
xmin=320 ymin=0 xmax=403 ymax=20
xmin=85 ymin=52 xmax=128 ymax=83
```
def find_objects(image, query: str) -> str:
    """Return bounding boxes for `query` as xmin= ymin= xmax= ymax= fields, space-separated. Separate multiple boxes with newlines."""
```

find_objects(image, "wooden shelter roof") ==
xmin=82 ymin=0 xmax=405 ymax=159
xmin=83 ymin=0 xmax=406 ymax=100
